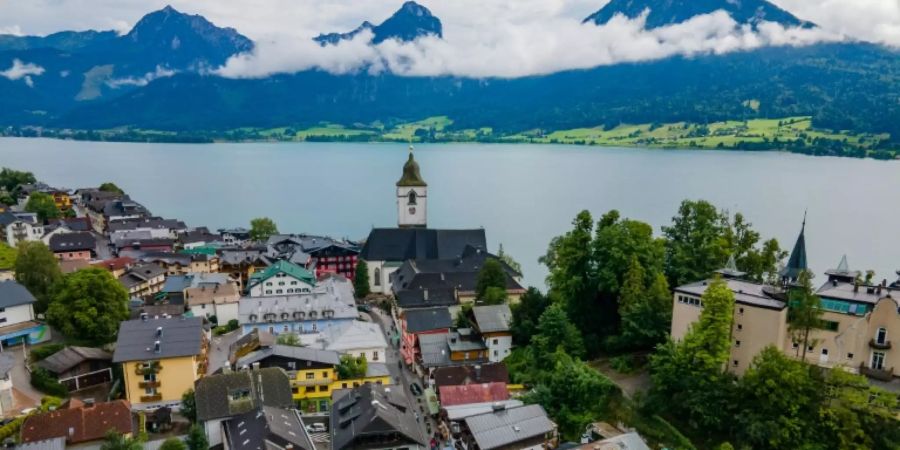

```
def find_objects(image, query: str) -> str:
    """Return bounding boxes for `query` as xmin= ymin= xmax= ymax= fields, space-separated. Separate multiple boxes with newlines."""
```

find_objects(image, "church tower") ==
xmin=396 ymin=145 xmax=427 ymax=228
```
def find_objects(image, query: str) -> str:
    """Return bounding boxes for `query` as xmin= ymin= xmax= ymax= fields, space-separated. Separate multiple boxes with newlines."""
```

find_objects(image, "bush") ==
xmin=226 ymin=319 xmax=239 ymax=331
xmin=0 ymin=416 xmax=25 ymax=441
xmin=159 ymin=438 xmax=186 ymax=450
xmin=207 ymin=315 xmax=218 ymax=326
xmin=30 ymin=343 xmax=65 ymax=362
xmin=610 ymin=354 xmax=638 ymax=374
xmin=30 ymin=367 xmax=68 ymax=397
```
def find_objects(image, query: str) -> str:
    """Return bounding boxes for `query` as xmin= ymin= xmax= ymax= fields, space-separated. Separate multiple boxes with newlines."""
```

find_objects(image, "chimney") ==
xmin=154 ymin=340 xmax=161 ymax=353
xmin=83 ymin=398 xmax=95 ymax=407
xmin=141 ymin=312 xmax=148 ymax=322
xmin=156 ymin=326 xmax=163 ymax=338
xmin=474 ymin=365 xmax=482 ymax=381
xmin=853 ymin=282 xmax=859 ymax=293
xmin=423 ymin=289 xmax=429 ymax=301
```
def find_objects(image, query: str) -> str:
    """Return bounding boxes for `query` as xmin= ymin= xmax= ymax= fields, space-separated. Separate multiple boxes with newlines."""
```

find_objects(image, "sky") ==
xmin=0 ymin=0 xmax=897 ymax=78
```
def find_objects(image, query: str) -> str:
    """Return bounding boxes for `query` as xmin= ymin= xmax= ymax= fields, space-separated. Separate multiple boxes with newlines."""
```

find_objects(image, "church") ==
xmin=359 ymin=147 xmax=488 ymax=295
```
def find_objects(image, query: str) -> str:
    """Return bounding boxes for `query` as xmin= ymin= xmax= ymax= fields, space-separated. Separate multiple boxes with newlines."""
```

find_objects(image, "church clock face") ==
xmin=409 ymin=206 xmax=416 ymax=214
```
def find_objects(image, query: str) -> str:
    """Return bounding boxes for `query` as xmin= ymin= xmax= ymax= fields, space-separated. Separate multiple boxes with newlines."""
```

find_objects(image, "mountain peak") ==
xmin=314 ymin=1 xmax=442 ymax=46
xmin=583 ymin=0 xmax=814 ymax=29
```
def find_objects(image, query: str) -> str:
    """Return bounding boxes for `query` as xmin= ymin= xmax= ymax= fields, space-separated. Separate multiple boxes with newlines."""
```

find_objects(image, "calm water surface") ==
xmin=2 ymin=138 xmax=899 ymax=287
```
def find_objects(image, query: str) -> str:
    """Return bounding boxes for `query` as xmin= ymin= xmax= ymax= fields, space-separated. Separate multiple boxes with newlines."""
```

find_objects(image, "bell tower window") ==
xmin=408 ymin=191 xmax=417 ymax=205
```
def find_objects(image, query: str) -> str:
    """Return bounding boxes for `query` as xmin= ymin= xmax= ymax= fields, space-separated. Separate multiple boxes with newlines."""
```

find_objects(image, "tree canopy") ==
xmin=24 ymin=192 xmax=61 ymax=222
xmin=337 ymin=354 xmax=368 ymax=379
xmin=510 ymin=287 xmax=551 ymax=346
xmin=98 ymin=182 xmax=125 ymax=194
xmin=496 ymin=243 xmax=522 ymax=275
xmin=249 ymin=217 xmax=278 ymax=242
xmin=353 ymin=260 xmax=370 ymax=298
xmin=46 ymin=268 xmax=130 ymax=344
xmin=181 ymin=389 xmax=197 ymax=423
xmin=0 ymin=243 xmax=15 ymax=270
xmin=14 ymin=241 xmax=62 ymax=313
xmin=610 ymin=257 xmax=672 ymax=351
xmin=476 ymin=258 xmax=508 ymax=302
xmin=100 ymin=430 xmax=143 ymax=450
xmin=787 ymin=270 xmax=823 ymax=360
xmin=0 ymin=167 xmax=35 ymax=194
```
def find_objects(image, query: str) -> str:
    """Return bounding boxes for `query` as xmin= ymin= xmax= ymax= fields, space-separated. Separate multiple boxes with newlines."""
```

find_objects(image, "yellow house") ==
xmin=236 ymin=345 xmax=391 ymax=413
xmin=113 ymin=316 xmax=208 ymax=410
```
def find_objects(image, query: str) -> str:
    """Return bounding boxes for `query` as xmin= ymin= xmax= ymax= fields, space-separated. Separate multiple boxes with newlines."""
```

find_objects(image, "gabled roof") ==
xmin=360 ymin=228 xmax=487 ymax=262
xmin=433 ymin=363 xmax=509 ymax=388
xmin=319 ymin=320 xmax=388 ymax=353
xmin=195 ymin=368 xmax=294 ymax=422
xmin=48 ymin=232 xmax=96 ymax=253
xmin=396 ymin=286 xmax=458 ymax=309
xmin=439 ymin=382 xmax=509 ymax=407
xmin=0 ymin=280 xmax=36 ymax=309
xmin=463 ymin=404 xmax=555 ymax=450
xmin=472 ymin=304 xmax=512 ymax=333
xmin=237 ymin=345 xmax=341 ymax=369
xmin=418 ymin=332 xmax=452 ymax=368
xmin=331 ymin=384 xmax=426 ymax=450
xmin=404 ymin=307 xmax=452 ymax=333
xmin=36 ymin=346 xmax=112 ymax=375
xmin=248 ymin=260 xmax=316 ymax=288
xmin=20 ymin=400 xmax=133 ymax=444
xmin=226 ymin=407 xmax=315 ymax=450
xmin=112 ymin=316 xmax=205 ymax=362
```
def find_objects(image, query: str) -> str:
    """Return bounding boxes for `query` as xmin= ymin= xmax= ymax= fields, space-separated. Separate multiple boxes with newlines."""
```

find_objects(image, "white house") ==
xmin=246 ymin=260 xmax=316 ymax=297
xmin=0 ymin=212 xmax=44 ymax=248
xmin=472 ymin=305 xmax=513 ymax=363
xmin=301 ymin=320 xmax=389 ymax=364
xmin=0 ymin=280 xmax=50 ymax=346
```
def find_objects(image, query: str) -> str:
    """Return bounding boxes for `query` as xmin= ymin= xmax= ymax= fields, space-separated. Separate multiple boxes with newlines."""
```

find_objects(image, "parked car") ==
xmin=357 ymin=304 xmax=372 ymax=313
xmin=306 ymin=422 xmax=327 ymax=433
xmin=410 ymin=382 xmax=423 ymax=396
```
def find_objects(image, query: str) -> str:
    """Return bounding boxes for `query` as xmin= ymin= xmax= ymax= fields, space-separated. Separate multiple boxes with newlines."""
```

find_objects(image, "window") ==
xmin=145 ymin=387 xmax=157 ymax=395
xmin=322 ymin=371 xmax=328 ymax=378
xmin=492 ymin=339 xmax=498 ymax=345
xmin=872 ymin=352 xmax=885 ymax=370
xmin=875 ymin=327 xmax=887 ymax=345
xmin=288 ymin=362 xmax=296 ymax=370
xmin=735 ymin=340 xmax=741 ymax=348
xmin=265 ymin=290 xmax=272 ymax=295
xmin=278 ymin=282 xmax=285 ymax=286
xmin=847 ymin=353 xmax=854 ymax=359
xmin=305 ymin=386 xmax=315 ymax=393
xmin=373 ymin=351 xmax=379 ymax=361
xmin=266 ymin=282 xmax=273 ymax=287
xmin=733 ymin=360 xmax=739 ymax=367
xmin=820 ymin=320 xmax=839 ymax=332
xmin=494 ymin=350 xmax=498 ymax=356
xmin=738 ymin=307 xmax=744 ymax=315
xmin=408 ymin=191 xmax=417 ymax=205
xmin=276 ymin=289 xmax=283 ymax=294
xmin=318 ymin=385 xmax=328 ymax=392
xmin=373 ymin=268 xmax=381 ymax=286
xmin=807 ymin=345 xmax=814 ymax=352
xmin=342 ymin=383 xmax=348 ymax=389
xmin=792 ymin=342 xmax=799 ymax=349
xmin=291 ymin=281 xmax=297 ymax=285
xmin=283 ymin=325 xmax=289 ymax=332
xmin=306 ymin=373 xmax=315 ymax=380
xmin=821 ymin=348 xmax=828 ymax=356
xmin=736 ymin=324 xmax=743 ymax=331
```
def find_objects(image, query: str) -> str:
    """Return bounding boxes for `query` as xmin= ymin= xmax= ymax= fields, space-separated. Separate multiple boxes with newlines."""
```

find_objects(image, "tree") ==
xmin=337 ymin=354 xmax=367 ymax=379
xmin=0 ymin=243 xmax=15 ymax=271
xmin=476 ymin=258 xmax=507 ymax=301
xmin=354 ymin=260 xmax=370 ymax=298
xmin=185 ymin=424 xmax=209 ymax=450
xmin=817 ymin=366 xmax=899 ymax=450
xmin=25 ymin=192 xmax=61 ymax=222
xmin=496 ymin=243 xmax=522 ymax=274
xmin=787 ymin=270 xmax=822 ymax=360
xmin=735 ymin=347 xmax=823 ymax=449
xmin=181 ymin=389 xmax=197 ymax=423
xmin=14 ymin=241 xmax=62 ymax=313
xmin=46 ymin=268 xmax=130 ymax=344
xmin=276 ymin=333 xmax=302 ymax=346
xmin=531 ymin=303 xmax=585 ymax=360
xmin=249 ymin=217 xmax=278 ymax=242
xmin=100 ymin=430 xmax=143 ymax=450
xmin=613 ymin=258 xmax=672 ymax=350
xmin=0 ymin=167 xmax=35 ymax=193
xmin=481 ymin=286 xmax=508 ymax=305
xmin=98 ymin=182 xmax=125 ymax=195
xmin=160 ymin=439 xmax=187 ymax=450
xmin=510 ymin=287 xmax=551 ymax=346
xmin=455 ymin=303 xmax=473 ymax=328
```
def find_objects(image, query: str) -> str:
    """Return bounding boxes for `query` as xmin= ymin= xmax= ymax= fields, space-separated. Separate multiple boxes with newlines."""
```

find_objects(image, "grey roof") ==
xmin=331 ymin=384 xmax=426 ymax=450
xmin=317 ymin=320 xmax=387 ymax=353
xmin=447 ymin=330 xmax=487 ymax=352
xmin=238 ymin=277 xmax=357 ymax=324
xmin=443 ymin=400 xmax=524 ymax=421
xmin=472 ymin=305 xmax=512 ymax=333
xmin=404 ymin=307 xmax=452 ymax=333
xmin=195 ymin=368 xmax=294 ymax=422
xmin=112 ymin=316 xmax=205 ymax=362
xmin=0 ymin=352 xmax=15 ymax=378
xmin=0 ymin=280 xmax=37 ymax=308
xmin=118 ymin=263 xmax=167 ymax=289
xmin=360 ymin=228 xmax=487 ymax=262
xmin=236 ymin=345 xmax=341 ymax=369
xmin=816 ymin=280 xmax=888 ymax=305
xmin=418 ymin=332 xmax=452 ymax=367
xmin=396 ymin=286 xmax=459 ymax=309
xmin=107 ymin=217 xmax=186 ymax=232
xmin=163 ymin=275 xmax=192 ymax=293
xmin=48 ymin=232 xmax=96 ymax=253
xmin=14 ymin=437 xmax=66 ymax=450
xmin=0 ymin=211 xmax=38 ymax=227
xmin=225 ymin=406 xmax=315 ymax=450
xmin=589 ymin=432 xmax=652 ymax=450
xmin=464 ymin=404 xmax=555 ymax=450
xmin=780 ymin=217 xmax=808 ymax=282
xmin=35 ymin=346 xmax=112 ymax=374
xmin=675 ymin=278 xmax=786 ymax=311
xmin=366 ymin=362 xmax=390 ymax=378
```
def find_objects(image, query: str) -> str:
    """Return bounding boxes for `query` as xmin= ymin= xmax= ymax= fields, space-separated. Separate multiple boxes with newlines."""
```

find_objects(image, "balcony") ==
xmin=140 ymin=394 xmax=163 ymax=403
xmin=859 ymin=364 xmax=894 ymax=382
xmin=292 ymin=378 xmax=333 ymax=387
xmin=138 ymin=381 xmax=160 ymax=389
xmin=135 ymin=362 xmax=162 ymax=376
xmin=869 ymin=339 xmax=892 ymax=350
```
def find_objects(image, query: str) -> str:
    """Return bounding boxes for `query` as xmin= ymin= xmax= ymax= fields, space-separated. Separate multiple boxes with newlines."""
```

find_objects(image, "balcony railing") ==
xmin=135 ymin=362 xmax=162 ymax=376
xmin=869 ymin=339 xmax=892 ymax=350
xmin=292 ymin=378 xmax=333 ymax=387
xmin=138 ymin=381 xmax=160 ymax=389
xmin=859 ymin=364 xmax=894 ymax=382
xmin=140 ymin=394 xmax=163 ymax=403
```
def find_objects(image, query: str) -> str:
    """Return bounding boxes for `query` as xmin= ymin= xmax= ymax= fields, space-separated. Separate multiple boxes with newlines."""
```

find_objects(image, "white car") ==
xmin=306 ymin=423 xmax=327 ymax=433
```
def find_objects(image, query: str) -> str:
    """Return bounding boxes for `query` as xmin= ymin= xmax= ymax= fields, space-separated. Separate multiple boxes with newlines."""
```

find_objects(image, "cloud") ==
xmin=0 ymin=59 xmax=46 ymax=86
xmin=218 ymin=11 xmax=843 ymax=79
xmin=105 ymin=65 xmax=177 ymax=88
xmin=0 ymin=25 xmax=23 ymax=36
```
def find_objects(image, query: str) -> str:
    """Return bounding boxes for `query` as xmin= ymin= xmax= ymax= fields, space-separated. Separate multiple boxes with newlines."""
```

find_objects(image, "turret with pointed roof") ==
xmin=397 ymin=145 xmax=427 ymax=228
xmin=397 ymin=145 xmax=427 ymax=187
xmin=825 ymin=254 xmax=860 ymax=282
xmin=780 ymin=214 xmax=808 ymax=284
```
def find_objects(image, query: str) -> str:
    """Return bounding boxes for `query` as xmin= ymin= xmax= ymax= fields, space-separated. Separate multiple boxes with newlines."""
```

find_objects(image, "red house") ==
xmin=400 ymin=307 xmax=452 ymax=365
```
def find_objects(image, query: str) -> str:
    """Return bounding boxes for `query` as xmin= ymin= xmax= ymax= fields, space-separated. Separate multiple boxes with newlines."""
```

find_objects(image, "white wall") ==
xmin=0 ymin=303 xmax=34 ymax=327
xmin=4 ymin=222 xmax=43 ymax=247
xmin=366 ymin=261 xmax=399 ymax=295
xmin=204 ymin=418 xmax=225 ymax=448
xmin=397 ymin=186 xmax=427 ymax=228
xmin=485 ymin=335 xmax=512 ymax=363
xmin=248 ymin=273 xmax=314 ymax=297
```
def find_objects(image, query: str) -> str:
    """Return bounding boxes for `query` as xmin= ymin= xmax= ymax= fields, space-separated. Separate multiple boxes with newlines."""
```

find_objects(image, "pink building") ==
xmin=49 ymin=232 xmax=96 ymax=262
xmin=400 ymin=308 xmax=452 ymax=365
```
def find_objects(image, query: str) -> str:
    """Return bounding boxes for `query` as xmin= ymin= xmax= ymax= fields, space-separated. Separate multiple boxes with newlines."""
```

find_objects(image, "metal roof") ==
xmin=404 ymin=307 xmax=452 ymax=333
xmin=0 ymin=280 xmax=36 ymax=309
xmin=360 ymin=228 xmax=487 ymax=262
xmin=35 ymin=346 xmax=112 ymax=374
xmin=112 ymin=316 xmax=204 ymax=362
xmin=675 ymin=278 xmax=786 ymax=311
xmin=472 ymin=305 xmax=512 ymax=333
xmin=195 ymin=368 xmax=294 ymax=422
xmin=418 ymin=332 xmax=451 ymax=368
xmin=237 ymin=345 xmax=341 ymax=369
xmin=464 ymin=404 xmax=555 ymax=450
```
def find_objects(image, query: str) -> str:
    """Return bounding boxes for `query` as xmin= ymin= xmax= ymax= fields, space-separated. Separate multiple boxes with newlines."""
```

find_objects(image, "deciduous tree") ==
xmin=353 ymin=260 xmax=370 ymax=298
xmin=185 ymin=424 xmax=209 ymax=450
xmin=531 ymin=303 xmax=585 ymax=360
xmin=496 ymin=243 xmax=522 ymax=274
xmin=613 ymin=258 xmax=672 ymax=350
xmin=25 ymin=192 xmax=61 ymax=222
xmin=46 ymin=268 xmax=130 ymax=344
xmin=159 ymin=439 xmax=186 ymax=450
xmin=510 ymin=287 xmax=551 ymax=346
xmin=337 ymin=354 xmax=368 ymax=379
xmin=476 ymin=258 xmax=507 ymax=301
xmin=14 ymin=241 xmax=62 ymax=313
xmin=98 ymin=182 xmax=125 ymax=194
xmin=100 ymin=430 xmax=143 ymax=450
xmin=181 ymin=389 xmax=197 ymax=423
xmin=249 ymin=217 xmax=278 ymax=242
xmin=0 ymin=167 xmax=35 ymax=193
xmin=787 ymin=270 xmax=822 ymax=360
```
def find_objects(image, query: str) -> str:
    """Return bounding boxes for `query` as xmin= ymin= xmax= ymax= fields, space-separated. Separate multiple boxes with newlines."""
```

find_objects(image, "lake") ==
xmin=2 ymin=137 xmax=899 ymax=287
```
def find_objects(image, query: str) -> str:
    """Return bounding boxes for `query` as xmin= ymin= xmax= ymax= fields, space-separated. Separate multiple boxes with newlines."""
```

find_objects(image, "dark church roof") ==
xmin=397 ymin=149 xmax=427 ymax=187
xmin=361 ymin=228 xmax=487 ymax=262
xmin=780 ymin=216 xmax=808 ymax=282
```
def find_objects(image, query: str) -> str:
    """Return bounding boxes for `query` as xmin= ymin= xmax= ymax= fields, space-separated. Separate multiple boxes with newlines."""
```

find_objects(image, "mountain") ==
xmin=0 ymin=30 xmax=118 ymax=52
xmin=583 ymin=0 xmax=813 ymax=29
xmin=315 ymin=1 xmax=443 ymax=46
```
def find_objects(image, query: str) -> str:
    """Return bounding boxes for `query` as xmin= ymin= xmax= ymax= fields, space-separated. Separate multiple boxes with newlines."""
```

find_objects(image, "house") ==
xmin=35 ymin=346 xmax=113 ymax=392
xmin=0 ymin=211 xmax=44 ymax=247
xmin=438 ymin=382 xmax=509 ymax=407
xmin=118 ymin=262 xmax=167 ymax=300
xmin=0 ymin=280 xmax=50 ymax=346
xmin=185 ymin=281 xmax=241 ymax=324
xmin=139 ymin=251 xmax=221 ymax=275
xmin=418 ymin=332 xmax=453 ymax=373
xmin=447 ymin=329 xmax=489 ymax=364
xmin=108 ymin=217 xmax=187 ymax=239
xmin=459 ymin=404 xmax=556 ymax=450
xmin=194 ymin=367 xmax=294 ymax=447
xmin=239 ymin=276 xmax=357 ymax=336
xmin=219 ymin=248 xmax=268 ymax=288
xmin=400 ymin=307 xmax=452 ymax=365
xmin=432 ymin=363 xmax=509 ymax=389
xmin=575 ymin=432 xmax=652 ymax=450
xmin=19 ymin=399 xmax=133 ymax=445
xmin=391 ymin=247 xmax=525 ymax=305
xmin=246 ymin=260 xmax=316 ymax=297
xmin=92 ymin=256 xmax=136 ymax=278
xmin=396 ymin=286 xmax=460 ymax=315
xmin=218 ymin=227 xmax=251 ymax=246
xmin=471 ymin=305 xmax=513 ymax=362
xmin=331 ymin=383 xmax=427 ymax=450
xmin=41 ymin=218 xmax=91 ymax=246
xmin=264 ymin=234 xmax=362 ymax=280
xmin=112 ymin=316 xmax=209 ymax=410
xmin=48 ymin=231 xmax=96 ymax=261
xmin=115 ymin=238 xmax=176 ymax=258
xmin=302 ymin=320 xmax=389 ymax=363
xmin=225 ymin=407 xmax=315 ymax=450
xmin=0 ymin=353 xmax=14 ymax=417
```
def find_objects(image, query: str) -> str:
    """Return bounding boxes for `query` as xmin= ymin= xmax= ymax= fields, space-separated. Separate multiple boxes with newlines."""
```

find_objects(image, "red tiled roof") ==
xmin=438 ymin=382 xmax=509 ymax=407
xmin=20 ymin=400 xmax=133 ymax=444
xmin=92 ymin=257 xmax=135 ymax=272
xmin=433 ymin=363 xmax=509 ymax=388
